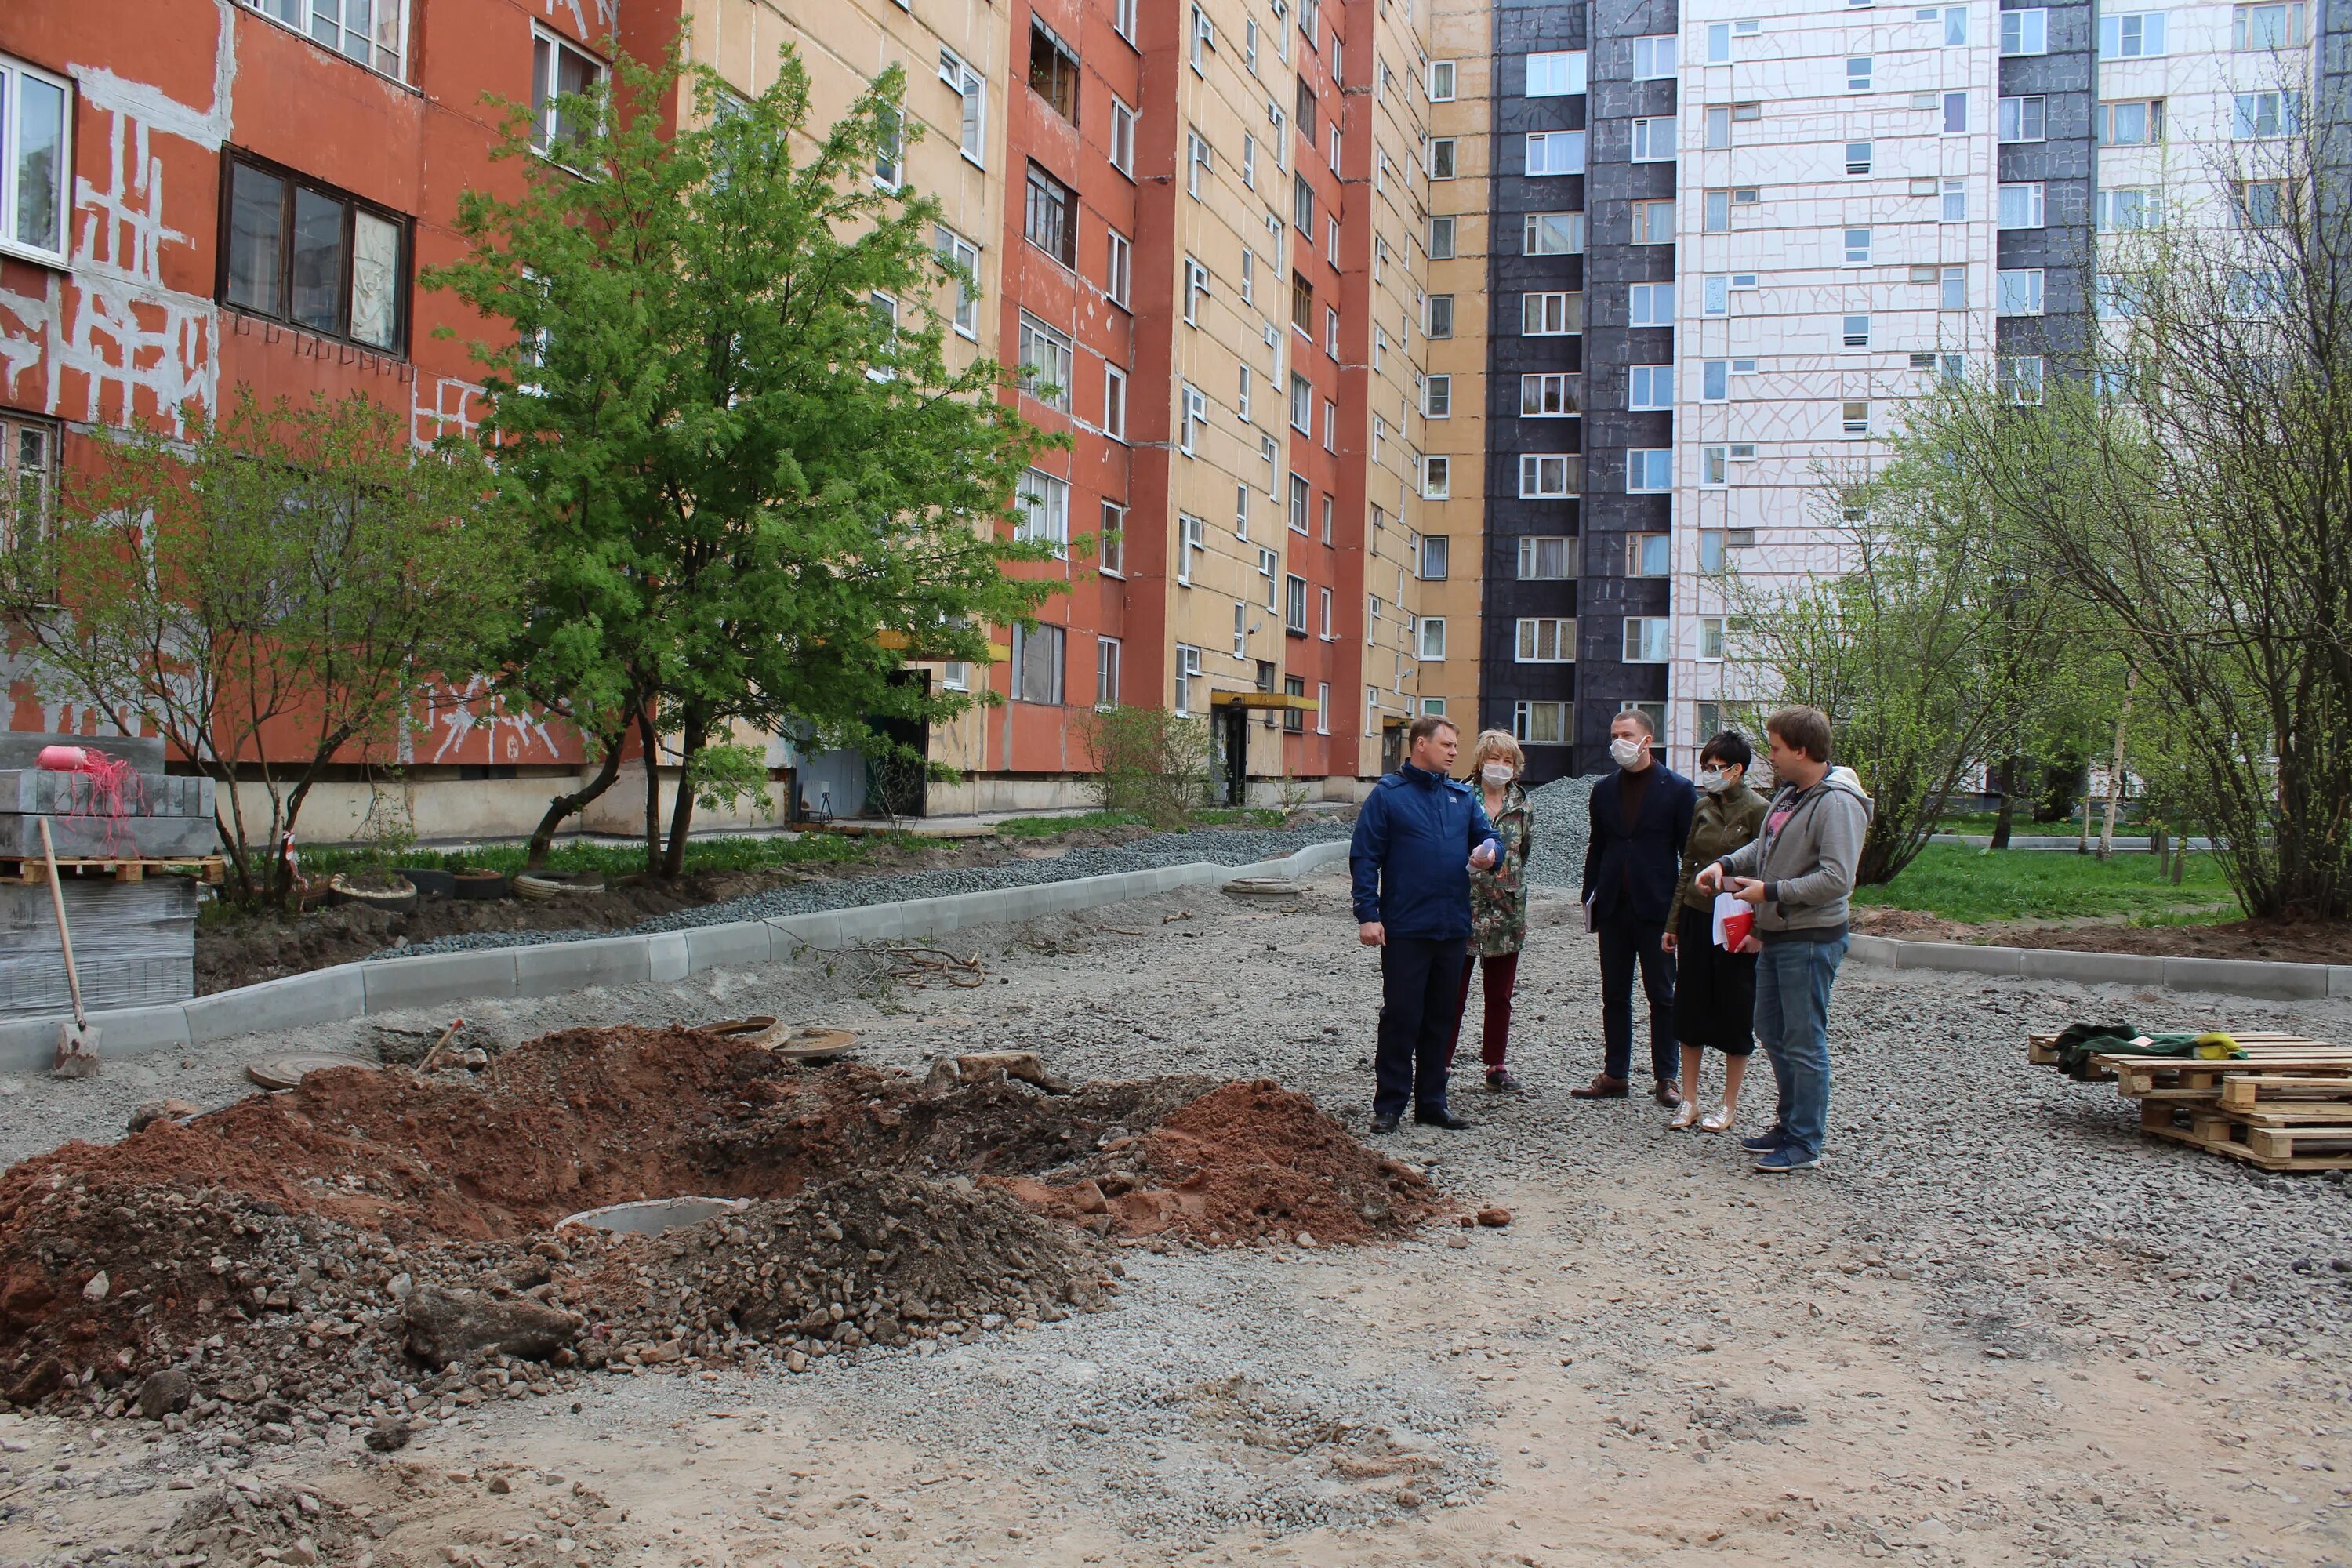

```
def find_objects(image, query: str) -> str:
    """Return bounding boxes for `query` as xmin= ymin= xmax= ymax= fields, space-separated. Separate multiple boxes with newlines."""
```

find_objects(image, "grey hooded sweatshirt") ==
xmin=1711 ymin=768 xmax=1875 ymax=942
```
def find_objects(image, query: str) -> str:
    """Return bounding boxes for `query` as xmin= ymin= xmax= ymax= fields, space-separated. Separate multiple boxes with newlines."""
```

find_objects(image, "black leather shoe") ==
xmin=1370 ymin=1111 xmax=1402 ymax=1134
xmin=1414 ymin=1106 xmax=1472 ymax=1130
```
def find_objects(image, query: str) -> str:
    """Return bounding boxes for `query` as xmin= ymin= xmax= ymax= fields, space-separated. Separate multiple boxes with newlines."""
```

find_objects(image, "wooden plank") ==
xmin=2219 ymin=1075 xmax=2352 ymax=1112
xmin=2142 ymin=1118 xmax=2352 ymax=1171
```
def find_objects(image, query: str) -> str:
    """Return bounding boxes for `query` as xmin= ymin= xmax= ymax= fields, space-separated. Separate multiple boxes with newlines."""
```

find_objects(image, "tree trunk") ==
xmin=659 ymin=708 xmax=709 ymax=882
xmin=637 ymin=706 xmax=664 ymax=878
xmin=524 ymin=730 xmax=628 ymax=870
xmin=2077 ymin=769 xmax=2091 ymax=855
xmin=1990 ymin=756 xmax=2017 ymax=850
xmin=2172 ymin=826 xmax=2187 ymax=886
xmin=2098 ymin=670 xmax=2136 ymax=860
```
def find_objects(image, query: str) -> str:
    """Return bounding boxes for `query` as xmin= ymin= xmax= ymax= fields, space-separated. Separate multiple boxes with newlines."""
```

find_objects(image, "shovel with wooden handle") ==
xmin=38 ymin=817 xmax=100 ymax=1078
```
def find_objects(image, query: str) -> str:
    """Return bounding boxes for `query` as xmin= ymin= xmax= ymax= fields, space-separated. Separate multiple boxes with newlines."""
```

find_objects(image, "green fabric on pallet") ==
xmin=2051 ymin=1021 xmax=2246 ymax=1078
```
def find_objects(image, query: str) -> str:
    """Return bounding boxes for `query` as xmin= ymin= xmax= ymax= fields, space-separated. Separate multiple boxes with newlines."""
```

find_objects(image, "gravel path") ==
xmin=0 ymin=868 xmax=2347 ymax=1567
xmin=1522 ymin=773 xmax=1595 ymax=890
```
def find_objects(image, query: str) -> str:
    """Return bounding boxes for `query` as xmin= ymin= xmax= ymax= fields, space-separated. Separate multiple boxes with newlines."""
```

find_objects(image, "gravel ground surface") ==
xmin=376 ymin=825 xmax=1355 ymax=959
xmin=0 ymin=866 xmax=2347 ymax=1567
xmin=1523 ymin=774 xmax=1596 ymax=891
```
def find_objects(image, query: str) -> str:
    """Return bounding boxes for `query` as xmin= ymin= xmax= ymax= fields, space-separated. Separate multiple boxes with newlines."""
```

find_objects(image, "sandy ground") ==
xmin=0 ymin=868 xmax=2347 ymax=1568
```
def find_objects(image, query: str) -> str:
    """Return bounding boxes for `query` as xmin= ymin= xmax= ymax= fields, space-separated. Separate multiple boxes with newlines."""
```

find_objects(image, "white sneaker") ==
xmin=1667 ymin=1099 xmax=1702 ymax=1131
xmin=1699 ymin=1103 xmax=1735 ymax=1133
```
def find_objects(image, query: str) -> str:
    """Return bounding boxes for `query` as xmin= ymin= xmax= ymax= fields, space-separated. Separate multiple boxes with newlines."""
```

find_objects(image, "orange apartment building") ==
xmin=1 ymin=0 xmax=1442 ymax=834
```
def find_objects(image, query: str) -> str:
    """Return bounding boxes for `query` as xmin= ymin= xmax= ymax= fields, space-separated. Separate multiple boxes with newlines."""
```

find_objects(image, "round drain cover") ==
xmin=771 ymin=1026 xmax=858 ymax=1062
xmin=245 ymin=1053 xmax=380 ymax=1091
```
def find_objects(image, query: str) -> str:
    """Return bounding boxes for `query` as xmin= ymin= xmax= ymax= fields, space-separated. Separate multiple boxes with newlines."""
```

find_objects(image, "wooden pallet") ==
xmin=2139 ymin=1099 xmax=2352 ymax=1171
xmin=0 ymin=855 xmax=225 ymax=887
xmin=2103 ymin=1054 xmax=2352 ymax=1100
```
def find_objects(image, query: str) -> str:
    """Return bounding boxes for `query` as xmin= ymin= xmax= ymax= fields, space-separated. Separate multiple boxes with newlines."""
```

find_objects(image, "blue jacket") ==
xmin=1581 ymin=763 xmax=1697 ymax=926
xmin=1350 ymin=763 xmax=1499 ymax=940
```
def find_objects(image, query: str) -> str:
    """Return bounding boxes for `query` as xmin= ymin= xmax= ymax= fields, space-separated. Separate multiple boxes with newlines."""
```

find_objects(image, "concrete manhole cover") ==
xmin=556 ymin=1197 xmax=750 ymax=1236
xmin=245 ymin=1053 xmax=380 ymax=1091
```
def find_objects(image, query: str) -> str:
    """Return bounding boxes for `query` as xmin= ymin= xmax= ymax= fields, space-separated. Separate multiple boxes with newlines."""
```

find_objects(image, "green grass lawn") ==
xmin=993 ymin=810 xmax=1145 ymax=837
xmin=1853 ymin=842 xmax=2239 ymax=925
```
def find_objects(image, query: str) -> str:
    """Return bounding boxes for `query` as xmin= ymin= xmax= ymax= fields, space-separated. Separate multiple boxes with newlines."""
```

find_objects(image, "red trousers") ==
xmin=1446 ymin=950 xmax=1521 ymax=1070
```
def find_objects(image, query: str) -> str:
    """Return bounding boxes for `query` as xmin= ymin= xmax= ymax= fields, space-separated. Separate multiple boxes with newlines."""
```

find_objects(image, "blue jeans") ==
xmin=1753 ymin=935 xmax=1848 ymax=1158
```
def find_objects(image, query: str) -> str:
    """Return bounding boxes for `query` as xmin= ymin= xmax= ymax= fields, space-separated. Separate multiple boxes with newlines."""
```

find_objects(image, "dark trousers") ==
xmin=1375 ymin=935 xmax=1468 ymax=1117
xmin=1596 ymin=916 xmax=1678 ymax=1084
xmin=1446 ymin=950 xmax=1522 ymax=1070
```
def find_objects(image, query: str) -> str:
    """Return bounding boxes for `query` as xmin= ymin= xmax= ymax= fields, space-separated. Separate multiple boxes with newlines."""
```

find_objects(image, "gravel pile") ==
xmin=1522 ymin=772 xmax=1595 ymax=889
xmin=379 ymin=823 xmax=1353 ymax=960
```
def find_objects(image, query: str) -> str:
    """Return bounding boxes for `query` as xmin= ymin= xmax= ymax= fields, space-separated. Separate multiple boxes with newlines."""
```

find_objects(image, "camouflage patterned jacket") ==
xmin=1468 ymin=785 xmax=1533 ymax=957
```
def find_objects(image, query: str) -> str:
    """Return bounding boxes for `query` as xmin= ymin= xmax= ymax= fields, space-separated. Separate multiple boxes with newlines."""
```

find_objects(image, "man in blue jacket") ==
xmin=1351 ymin=715 xmax=1500 ymax=1134
xmin=1575 ymin=708 xmax=1698 ymax=1107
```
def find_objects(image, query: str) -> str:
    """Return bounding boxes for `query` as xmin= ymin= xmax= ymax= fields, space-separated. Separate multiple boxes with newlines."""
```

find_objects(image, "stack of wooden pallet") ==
xmin=2029 ymin=1029 xmax=2352 ymax=1171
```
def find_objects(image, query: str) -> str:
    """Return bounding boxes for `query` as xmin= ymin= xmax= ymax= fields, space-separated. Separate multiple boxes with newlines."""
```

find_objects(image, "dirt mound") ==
xmin=161 ymin=1479 xmax=370 ymax=1566
xmin=0 ymin=1026 xmax=1430 ymax=1433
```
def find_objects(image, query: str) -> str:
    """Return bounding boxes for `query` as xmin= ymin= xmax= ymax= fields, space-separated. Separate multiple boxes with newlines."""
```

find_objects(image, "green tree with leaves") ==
xmin=0 ymin=390 xmax=522 ymax=905
xmin=427 ymin=40 xmax=1065 ymax=876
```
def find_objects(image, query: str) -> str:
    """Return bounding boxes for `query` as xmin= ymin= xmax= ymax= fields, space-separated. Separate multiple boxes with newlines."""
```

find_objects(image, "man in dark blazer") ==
xmin=1575 ymin=708 xmax=1697 ymax=1107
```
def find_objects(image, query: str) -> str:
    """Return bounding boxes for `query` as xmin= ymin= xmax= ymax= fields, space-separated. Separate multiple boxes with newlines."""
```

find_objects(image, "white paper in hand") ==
xmin=1711 ymin=890 xmax=1753 ymax=950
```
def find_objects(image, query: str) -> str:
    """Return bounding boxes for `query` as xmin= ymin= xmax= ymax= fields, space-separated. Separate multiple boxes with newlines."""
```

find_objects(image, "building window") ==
xmin=1283 ymin=573 xmax=1309 ymax=635
xmin=1316 ymin=681 xmax=1330 ymax=733
xmin=1847 ymin=56 xmax=1872 ymax=91
xmin=1290 ymin=372 xmax=1314 ymax=434
xmin=1423 ymin=456 xmax=1451 ymax=498
xmin=1842 ymin=400 xmax=1870 ymax=435
xmin=2234 ymin=180 xmax=2289 ymax=227
xmin=1187 ymin=129 xmax=1214 ymax=197
xmin=1701 ymin=445 xmax=1729 ymax=485
xmin=1519 ymin=454 xmax=1578 ymax=497
xmin=934 ymin=227 xmax=980 ymax=337
xmin=1846 ymin=141 xmax=1872 ymax=176
xmin=1185 ymin=257 xmax=1211 ymax=325
xmin=2233 ymin=91 xmax=2301 ymax=139
xmin=1428 ymin=215 xmax=1457 ymax=260
xmin=1523 ymin=372 xmax=1579 ymax=416
xmin=1632 ymin=34 xmax=1677 ymax=78
xmin=1628 ymin=365 xmax=1672 ymax=409
xmin=1628 ymin=532 xmax=1670 ymax=576
xmin=1623 ymin=617 xmax=1671 ymax=662
xmin=1016 ymin=312 xmax=1073 ymax=410
xmin=1523 ymin=292 xmax=1581 ymax=334
xmin=1629 ymin=282 xmax=1675 ymax=327
xmin=1028 ymin=20 xmax=1080 ymax=122
xmin=1419 ymin=534 xmax=1450 ymax=580
xmin=1701 ymin=360 xmax=1730 ymax=400
xmin=1109 ymin=97 xmax=1137 ymax=175
xmin=1425 ymin=375 xmax=1453 ymax=417
xmin=1418 ymin=618 xmax=1447 ymax=661
xmin=1998 ymin=355 xmax=2045 ymax=405
xmin=1632 ymin=199 xmax=1675 ymax=245
xmin=1937 ymin=5 xmax=1969 ymax=44
xmin=1526 ymin=51 xmax=1588 ymax=96
xmin=1428 ymin=60 xmax=1457 ymax=100
xmin=1942 ymin=264 xmax=1966 ymax=310
xmin=1699 ymin=531 xmax=1726 ymax=573
xmin=1105 ymin=230 xmax=1131 ymax=307
xmin=222 ymin=154 xmax=409 ymax=351
xmin=1428 ymin=137 xmax=1457 ymax=180
xmin=1176 ymin=514 xmax=1205 ymax=585
xmin=1523 ymin=212 xmax=1584 ymax=256
xmin=2097 ymin=187 xmax=2160 ymax=231
xmin=2099 ymin=100 xmax=2167 ymax=146
xmin=1180 ymin=383 xmax=1207 ymax=454
xmin=1998 ymin=95 xmax=2047 ymax=143
xmin=1525 ymin=132 xmax=1587 ymax=176
xmin=1099 ymin=501 xmax=1126 ymax=576
xmin=1024 ymin=164 xmax=1077 ymax=267
xmin=1997 ymin=268 xmax=2045 ymax=316
xmin=1514 ymin=700 xmax=1571 ymax=744
xmin=1943 ymin=178 xmax=1968 ymax=223
xmin=0 ymin=56 xmax=70 ymax=263
xmin=2235 ymin=2 xmax=2308 ymax=48
xmin=1288 ymin=474 xmax=1312 ymax=532
xmin=1843 ymin=314 xmax=1870 ymax=348
xmin=1114 ymin=0 xmax=1138 ymax=42
xmin=1998 ymin=182 xmax=2045 ymax=229
xmin=1518 ymin=535 xmax=1577 ymax=579
xmin=939 ymin=49 xmax=987 ymax=165
xmin=1095 ymin=636 xmax=1121 ymax=706
xmin=1011 ymin=622 xmax=1066 ymax=705
xmin=0 ymin=412 xmax=59 ymax=569
xmin=2098 ymin=13 xmax=2167 ymax=56
xmin=527 ymin=30 xmax=607 ymax=163
xmin=1627 ymin=449 xmax=1672 ymax=492
xmin=1324 ymin=305 xmax=1340 ymax=358
xmin=1515 ymin=618 xmax=1576 ymax=662
xmin=1174 ymin=644 xmax=1203 ymax=715
xmin=2001 ymin=7 xmax=2047 ymax=53
xmin=1944 ymin=91 xmax=1969 ymax=133
xmin=1319 ymin=586 xmax=1334 ymax=639
xmin=1699 ymin=618 xmax=1726 ymax=660
xmin=1102 ymin=365 xmax=1127 ymax=440
xmin=1017 ymin=469 xmax=1070 ymax=555
xmin=1631 ymin=118 xmax=1676 ymax=163
xmin=1294 ymin=173 xmax=1316 ymax=233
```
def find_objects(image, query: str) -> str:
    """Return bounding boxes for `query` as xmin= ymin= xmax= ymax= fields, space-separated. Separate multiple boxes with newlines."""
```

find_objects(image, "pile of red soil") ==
xmin=0 ymin=1026 xmax=1434 ymax=1426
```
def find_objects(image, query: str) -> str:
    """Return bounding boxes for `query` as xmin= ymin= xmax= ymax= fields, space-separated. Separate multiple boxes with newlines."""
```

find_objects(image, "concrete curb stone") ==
xmin=1849 ymin=931 xmax=2344 ymax=1002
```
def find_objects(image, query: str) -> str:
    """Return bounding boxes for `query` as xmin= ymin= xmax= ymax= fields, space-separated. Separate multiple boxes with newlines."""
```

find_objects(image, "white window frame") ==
xmin=1424 ymin=375 xmax=1453 ymax=417
xmin=1095 ymin=635 xmax=1122 ymax=707
xmin=1525 ymin=51 xmax=1588 ymax=96
xmin=1630 ymin=118 xmax=1677 ymax=163
xmin=1997 ymin=267 xmax=2045 ymax=316
xmin=1517 ymin=535 xmax=1577 ymax=579
xmin=1522 ymin=372 xmax=1577 ymax=416
xmin=1522 ymin=291 xmax=1581 ymax=335
xmin=1524 ymin=212 xmax=1585 ymax=256
xmin=1422 ymin=455 xmax=1452 ymax=499
xmin=938 ymin=48 xmax=987 ymax=166
xmin=1515 ymin=617 xmax=1576 ymax=663
xmin=1628 ymin=365 xmax=1673 ymax=410
xmin=1628 ymin=532 xmax=1671 ymax=576
xmin=531 ymin=26 xmax=610 ymax=166
xmin=2099 ymin=13 xmax=2168 ymax=57
xmin=1174 ymin=644 xmax=1203 ymax=715
xmin=1417 ymin=618 xmax=1447 ymax=661
xmin=1519 ymin=454 xmax=1577 ymax=498
xmin=1105 ymin=230 xmax=1132 ymax=308
xmin=1628 ymin=282 xmax=1675 ymax=328
xmin=935 ymin=226 xmax=981 ymax=339
xmin=1623 ymin=617 xmax=1672 ymax=663
xmin=1429 ymin=60 xmax=1457 ymax=100
xmin=1017 ymin=312 xmax=1074 ymax=411
xmin=1514 ymin=699 xmax=1572 ymax=745
xmin=1176 ymin=514 xmax=1206 ymax=586
xmin=1844 ymin=227 xmax=1873 ymax=266
xmin=1187 ymin=129 xmax=1214 ymax=198
xmin=1110 ymin=97 xmax=1138 ymax=176
xmin=249 ymin=0 xmax=412 ymax=82
xmin=1632 ymin=34 xmax=1677 ymax=79
xmin=1997 ymin=182 xmax=2045 ymax=230
xmin=1098 ymin=501 xmax=1126 ymax=577
xmin=1525 ymin=132 xmax=1587 ymax=176
xmin=2001 ymin=7 xmax=2047 ymax=54
xmin=1103 ymin=364 xmax=1128 ymax=441
xmin=1010 ymin=622 xmax=1067 ymax=706
xmin=1017 ymin=468 xmax=1071 ymax=557
xmin=1998 ymin=95 xmax=2047 ymax=143
xmin=1627 ymin=449 xmax=1672 ymax=492
xmin=0 ymin=57 xmax=71 ymax=264
xmin=1179 ymin=383 xmax=1207 ymax=454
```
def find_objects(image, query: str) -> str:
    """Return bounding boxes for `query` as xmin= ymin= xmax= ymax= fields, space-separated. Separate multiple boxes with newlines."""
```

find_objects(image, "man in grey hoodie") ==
xmin=1693 ymin=705 xmax=1872 ymax=1172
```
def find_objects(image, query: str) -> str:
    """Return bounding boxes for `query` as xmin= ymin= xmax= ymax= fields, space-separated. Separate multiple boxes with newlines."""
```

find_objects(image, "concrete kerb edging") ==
xmin=0 ymin=839 xmax=1356 ymax=1075
xmin=1848 ymin=932 xmax=2352 ymax=1002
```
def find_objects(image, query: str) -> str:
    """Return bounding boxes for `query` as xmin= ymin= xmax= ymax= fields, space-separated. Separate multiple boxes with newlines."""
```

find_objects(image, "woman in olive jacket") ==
xmin=1661 ymin=731 xmax=1769 ymax=1131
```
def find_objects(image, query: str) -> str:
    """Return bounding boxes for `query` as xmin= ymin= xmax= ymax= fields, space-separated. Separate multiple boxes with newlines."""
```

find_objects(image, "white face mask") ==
xmin=1610 ymin=736 xmax=1647 ymax=769
xmin=1480 ymin=763 xmax=1515 ymax=786
xmin=1697 ymin=768 xmax=1727 ymax=793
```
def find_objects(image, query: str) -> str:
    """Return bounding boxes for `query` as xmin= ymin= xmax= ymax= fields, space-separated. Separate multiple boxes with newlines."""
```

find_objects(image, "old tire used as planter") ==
xmin=449 ymin=868 xmax=510 ymax=901
xmin=328 ymin=873 xmax=419 ymax=915
xmin=395 ymin=865 xmax=456 ymax=900
xmin=514 ymin=870 xmax=608 ymax=902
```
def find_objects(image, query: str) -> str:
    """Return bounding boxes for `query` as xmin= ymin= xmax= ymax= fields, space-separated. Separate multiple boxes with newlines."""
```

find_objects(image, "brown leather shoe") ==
xmin=1570 ymin=1073 xmax=1630 ymax=1100
xmin=1653 ymin=1080 xmax=1683 ymax=1108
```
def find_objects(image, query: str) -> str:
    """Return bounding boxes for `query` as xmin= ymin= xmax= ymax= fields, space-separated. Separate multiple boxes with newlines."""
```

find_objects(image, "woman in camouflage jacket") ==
xmin=1448 ymin=730 xmax=1534 ymax=1093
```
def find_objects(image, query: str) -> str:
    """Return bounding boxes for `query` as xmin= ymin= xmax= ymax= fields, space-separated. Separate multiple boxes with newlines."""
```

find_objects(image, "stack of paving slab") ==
xmin=0 ymin=733 xmax=212 ymax=1020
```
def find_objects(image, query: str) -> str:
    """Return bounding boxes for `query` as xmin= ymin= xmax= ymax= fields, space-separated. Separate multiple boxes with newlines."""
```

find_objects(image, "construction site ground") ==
xmin=1 ymin=867 xmax=2349 ymax=1568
